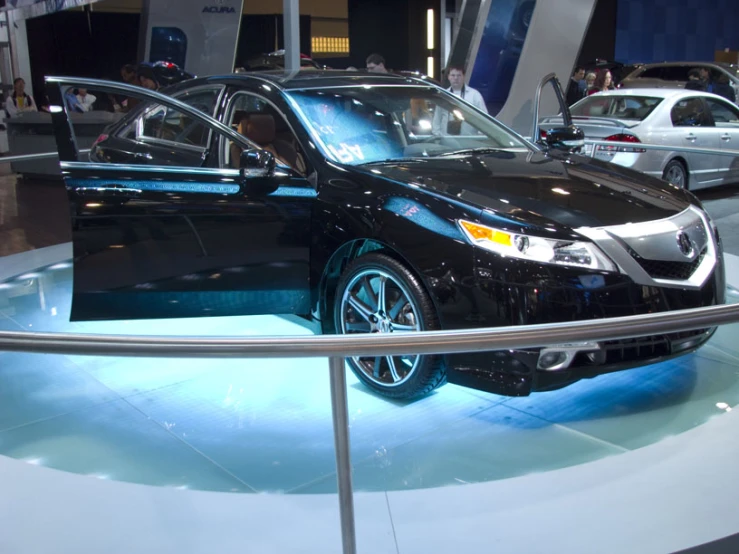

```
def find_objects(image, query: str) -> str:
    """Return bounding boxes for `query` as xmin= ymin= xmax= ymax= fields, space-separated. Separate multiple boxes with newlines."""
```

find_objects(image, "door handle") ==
xmin=685 ymin=134 xmax=697 ymax=142
xmin=721 ymin=134 xmax=732 ymax=141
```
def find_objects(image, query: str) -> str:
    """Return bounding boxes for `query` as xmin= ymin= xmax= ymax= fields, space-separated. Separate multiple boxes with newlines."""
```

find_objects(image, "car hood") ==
xmin=360 ymin=150 xmax=694 ymax=230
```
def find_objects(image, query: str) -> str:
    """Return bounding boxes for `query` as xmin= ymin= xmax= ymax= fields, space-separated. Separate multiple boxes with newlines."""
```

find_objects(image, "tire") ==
xmin=333 ymin=252 xmax=446 ymax=400
xmin=662 ymin=159 xmax=688 ymax=189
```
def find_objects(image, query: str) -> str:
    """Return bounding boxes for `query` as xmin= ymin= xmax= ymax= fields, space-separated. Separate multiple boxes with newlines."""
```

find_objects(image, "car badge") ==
xmin=676 ymin=231 xmax=695 ymax=259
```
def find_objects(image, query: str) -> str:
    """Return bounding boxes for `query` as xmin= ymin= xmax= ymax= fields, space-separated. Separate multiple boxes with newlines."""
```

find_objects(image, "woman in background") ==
xmin=588 ymin=69 xmax=614 ymax=95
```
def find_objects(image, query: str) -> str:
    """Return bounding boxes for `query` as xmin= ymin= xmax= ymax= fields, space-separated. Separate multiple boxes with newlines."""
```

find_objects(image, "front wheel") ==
xmin=334 ymin=253 xmax=446 ymax=400
xmin=663 ymin=159 xmax=688 ymax=189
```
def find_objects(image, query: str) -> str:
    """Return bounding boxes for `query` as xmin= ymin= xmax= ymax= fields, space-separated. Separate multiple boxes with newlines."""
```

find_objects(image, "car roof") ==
xmin=634 ymin=61 xmax=739 ymax=71
xmin=584 ymin=88 xmax=730 ymax=100
xmin=163 ymin=70 xmax=435 ymax=94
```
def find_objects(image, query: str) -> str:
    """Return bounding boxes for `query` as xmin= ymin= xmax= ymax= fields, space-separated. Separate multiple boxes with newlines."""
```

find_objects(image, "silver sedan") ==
xmin=540 ymin=88 xmax=739 ymax=190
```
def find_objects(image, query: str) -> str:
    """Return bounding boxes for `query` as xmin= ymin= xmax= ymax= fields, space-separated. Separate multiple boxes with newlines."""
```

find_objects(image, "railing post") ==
xmin=329 ymin=356 xmax=357 ymax=554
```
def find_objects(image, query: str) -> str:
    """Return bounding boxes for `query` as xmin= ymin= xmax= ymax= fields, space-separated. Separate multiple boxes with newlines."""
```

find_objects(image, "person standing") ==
xmin=76 ymin=88 xmax=97 ymax=112
xmin=137 ymin=64 xmax=160 ymax=91
xmin=699 ymin=67 xmax=714 ymax=94
xmin=713 ymin=73 xmax=736 ymax=103
xmin=5 ymin=78 xmax=37 ymax=117
xmin=432 ymin=64 xmax=487 ymax=135
xmin=566 ymin=67 xmax=586 ymax=106
xmin=365 ymin=54 xmax=389 ymax=73
xmin=445 ymin=65 xmax=487 ymax=111
xmin=587 ymin=69 xmax=614 ymax=95
xmin=684 ymin=68 xmax=706 ymax=91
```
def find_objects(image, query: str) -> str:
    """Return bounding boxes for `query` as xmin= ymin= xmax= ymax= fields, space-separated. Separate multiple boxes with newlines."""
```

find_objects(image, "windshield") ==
xmin=571 ymin=95 xmax=663 ymax=121
xmin=284 ymin=85 xmax=529 ymax=165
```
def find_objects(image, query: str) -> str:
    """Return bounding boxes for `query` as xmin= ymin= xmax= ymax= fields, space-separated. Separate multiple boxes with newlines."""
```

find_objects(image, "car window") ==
xmin=671 ymin=98 xmax=710 ymax=127
xmin=121 ymin=88 xmax=221 ymax=149
xmin=172 ymin=87 xmax=222 ymax=116
xmin=119 ymin=90 xmax=220 ymax=153
xmin=225 ymin=91 xmax=307 ymax=174
xmin=660 ymin=66 xmax=691 ymax=82
xmin=637 ymin=67 xmax=664 ymax=79
xmin=706 ymin=98 xmax=739 ymax=126
xmin=136 ymin=103 xmax=211 ymax=148
xmin=571 ymin=95 xmax=663 ymax=120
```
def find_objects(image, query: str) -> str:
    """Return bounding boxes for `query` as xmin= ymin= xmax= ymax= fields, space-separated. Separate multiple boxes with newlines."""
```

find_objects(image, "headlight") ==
xmin=458 ymin=220 xmax=618 ymax=272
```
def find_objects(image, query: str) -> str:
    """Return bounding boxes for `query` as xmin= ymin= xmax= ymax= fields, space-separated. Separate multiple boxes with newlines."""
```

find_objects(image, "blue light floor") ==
xmin=1 ymin=256 xmax=738 ymax=494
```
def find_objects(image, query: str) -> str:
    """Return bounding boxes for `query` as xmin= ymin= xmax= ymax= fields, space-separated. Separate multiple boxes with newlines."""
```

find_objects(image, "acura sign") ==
xmin=142 ymin=0 xmax=244 ymax=77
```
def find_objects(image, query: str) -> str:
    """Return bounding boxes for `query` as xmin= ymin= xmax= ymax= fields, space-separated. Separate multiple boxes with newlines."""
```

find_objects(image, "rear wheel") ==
xmin=663 ymin=159 xmax=688 ymax=189
xmin=334 ymin=253 xmax=446 ymax=400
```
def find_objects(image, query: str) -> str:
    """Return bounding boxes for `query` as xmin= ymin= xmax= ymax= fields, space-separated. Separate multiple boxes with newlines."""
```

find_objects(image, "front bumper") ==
xmin=437 ymin=218 xmax=726 ymax=397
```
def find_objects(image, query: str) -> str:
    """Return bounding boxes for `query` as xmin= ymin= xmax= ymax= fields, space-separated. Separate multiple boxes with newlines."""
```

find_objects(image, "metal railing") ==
xmin=2 ymin=302 xmax=739 ymax=554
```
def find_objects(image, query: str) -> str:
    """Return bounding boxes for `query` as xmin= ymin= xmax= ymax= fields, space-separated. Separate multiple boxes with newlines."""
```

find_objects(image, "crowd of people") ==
xmin=3 ymin=62 xmax=189 ymax=119
xmin=566 ymin=64 xmax=737 ymax=106
xmin=566 ymin=67 xmax=616 ymax=105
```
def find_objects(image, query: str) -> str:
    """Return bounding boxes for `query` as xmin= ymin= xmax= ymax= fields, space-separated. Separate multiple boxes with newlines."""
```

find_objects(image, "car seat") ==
xmin=230 ymin=114 xmax=301 ymax=171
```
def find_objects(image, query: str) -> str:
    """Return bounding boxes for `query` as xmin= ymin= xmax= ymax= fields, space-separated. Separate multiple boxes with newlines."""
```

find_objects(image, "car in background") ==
xmin=45 ymin=71 xmax=725 ymax=401
xmin=238 ymin=51 xmax=328 ymax=72
xmin=540 ymin=88 xmax=739 ymax=190
xmin=147 ymin=61 xmax=195 ymax=87
xmin=581 ymin=59 xmax=644 ymax=86
xmin=620 ymin=61 xmax=739 ymax=100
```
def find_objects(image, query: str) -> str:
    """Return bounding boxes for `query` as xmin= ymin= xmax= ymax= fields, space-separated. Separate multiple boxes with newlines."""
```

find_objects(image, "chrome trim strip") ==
xmin=576 ymin=206 xmax=717 ymax=290
xmin=61 ymin=161 xmax=241 ymax=177
xmin=287 ymin=84 xmax=436 ymax=92
xmin=68 ymin=178 xmax=240 ymax=195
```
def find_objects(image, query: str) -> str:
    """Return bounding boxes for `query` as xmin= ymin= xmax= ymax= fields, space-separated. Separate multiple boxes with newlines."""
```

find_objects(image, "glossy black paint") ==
xmin=47 ymin=72 xmax=725 ymax=397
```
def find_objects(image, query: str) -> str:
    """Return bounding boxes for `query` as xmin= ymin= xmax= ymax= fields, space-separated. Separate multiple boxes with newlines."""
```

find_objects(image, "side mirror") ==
xmin=542 ymin=125 xmax=585 ymax=152
xmin=238 ymin=149 xmax=279 ymax=196
xmin=240 ymin=149 xmax=275 ymax=177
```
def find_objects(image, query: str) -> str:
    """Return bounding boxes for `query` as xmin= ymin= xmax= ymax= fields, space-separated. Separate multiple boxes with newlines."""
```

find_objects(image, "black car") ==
xmin=45 ymin=71 xmax=725 ymax=400
xmin=239 ymin=51 xmax=327 ymax=72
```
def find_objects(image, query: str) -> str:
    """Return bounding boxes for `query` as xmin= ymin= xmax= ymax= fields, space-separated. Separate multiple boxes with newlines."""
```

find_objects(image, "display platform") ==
xmin=0 ymin=243 xmax=738 ymax=495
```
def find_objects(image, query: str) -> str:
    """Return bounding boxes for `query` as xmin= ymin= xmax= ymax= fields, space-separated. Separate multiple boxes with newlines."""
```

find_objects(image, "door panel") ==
xmin=669 ymin=96 xmax=722 ymax=186
xmin=46 ymin=77 xmax=314 ymax=322
xmin=705 ymin=97 xmax=739 ymax=182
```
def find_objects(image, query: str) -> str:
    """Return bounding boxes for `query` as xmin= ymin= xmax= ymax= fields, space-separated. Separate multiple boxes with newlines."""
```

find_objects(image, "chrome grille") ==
xmin=575 ymin=206 xmax=717 ymax=290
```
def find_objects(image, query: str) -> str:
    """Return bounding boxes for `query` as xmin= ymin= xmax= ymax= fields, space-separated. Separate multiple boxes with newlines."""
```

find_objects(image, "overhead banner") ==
xmin=2 ymin=0 xmax=101 ymax=20
xmin=141 ymin=0 xmax=245 ymax=77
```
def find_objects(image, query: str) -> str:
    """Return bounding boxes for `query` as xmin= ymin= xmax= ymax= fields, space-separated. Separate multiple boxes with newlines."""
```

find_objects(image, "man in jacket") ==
xmin=566 ymin=67 xmax=586 ymax=106
xmin=432 ymin=65 xmax=488 ymax=136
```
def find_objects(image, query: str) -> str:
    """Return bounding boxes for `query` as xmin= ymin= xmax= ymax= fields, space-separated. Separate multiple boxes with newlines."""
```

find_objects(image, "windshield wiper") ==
xmin=433 ymin=147 xmax=507 ymax=157
xmin=358 ymin=157 xmax=425 ymax=166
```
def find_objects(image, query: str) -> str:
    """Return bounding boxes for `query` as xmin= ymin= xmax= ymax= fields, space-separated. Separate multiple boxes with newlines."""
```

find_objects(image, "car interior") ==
xmin=671 ymin=98 xmax=709 ymax=127
xmin=226 ymin=94 xmax=307 ymax=174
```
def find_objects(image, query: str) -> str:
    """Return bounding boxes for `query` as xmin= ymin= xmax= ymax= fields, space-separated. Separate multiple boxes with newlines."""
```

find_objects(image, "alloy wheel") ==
xmin=665 ymin=163 xmax=686 ymax=188
xmin=338 ymin=269 xmax=422 ymax=387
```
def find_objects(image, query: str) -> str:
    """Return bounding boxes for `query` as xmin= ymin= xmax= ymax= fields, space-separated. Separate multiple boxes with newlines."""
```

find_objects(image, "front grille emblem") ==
xmin=676 ymin=231 xmax=695 ymax=258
